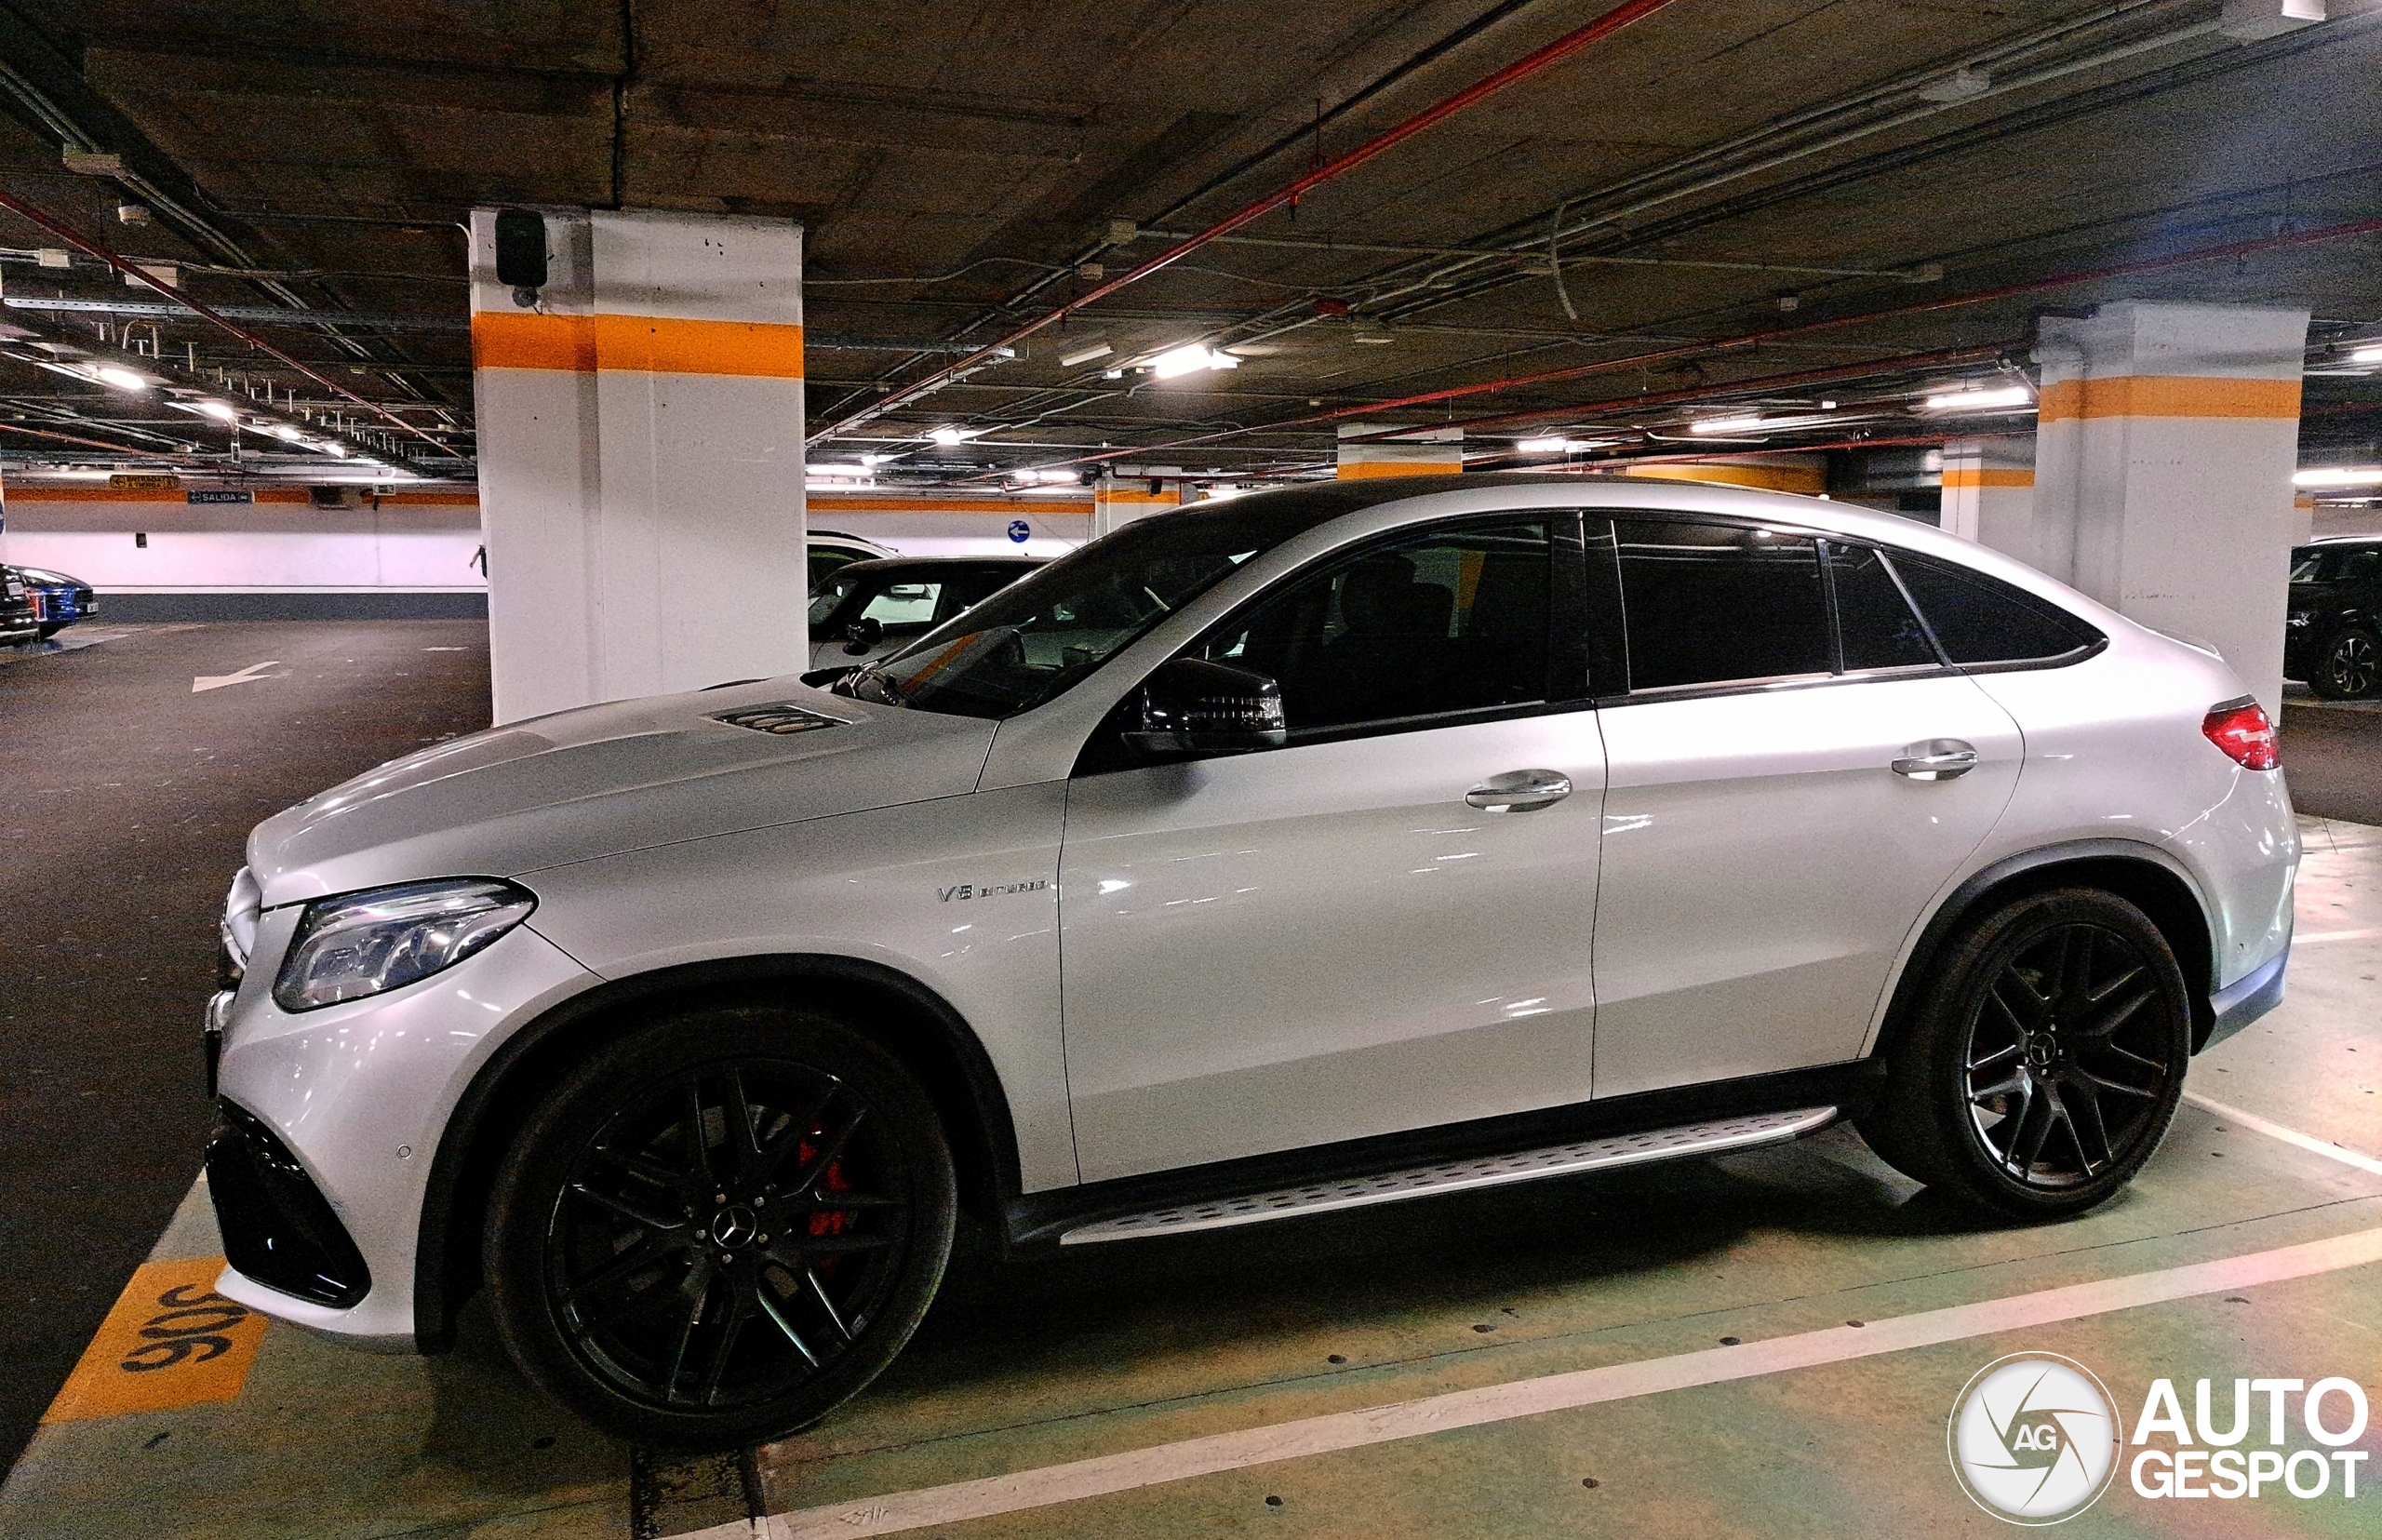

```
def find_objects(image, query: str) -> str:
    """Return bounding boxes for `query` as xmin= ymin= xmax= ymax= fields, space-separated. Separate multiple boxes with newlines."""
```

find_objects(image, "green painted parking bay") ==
xmin=5 ymin=817 xmax=2375 ymax=1539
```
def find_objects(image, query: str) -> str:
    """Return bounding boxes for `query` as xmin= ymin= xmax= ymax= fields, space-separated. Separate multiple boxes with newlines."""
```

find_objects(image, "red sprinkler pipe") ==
xmin=810 ymin=0 xmax=1681 ymax=446
xmin=1045 ymin=212 xmax=2382 ymax=469
xmin=0 ymin=185 xmax=467 ymax=463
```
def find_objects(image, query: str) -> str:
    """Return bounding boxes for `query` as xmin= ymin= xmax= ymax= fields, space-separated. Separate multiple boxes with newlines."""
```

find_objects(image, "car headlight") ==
xmin=273 ymin=878 xmax=536 ymax=1012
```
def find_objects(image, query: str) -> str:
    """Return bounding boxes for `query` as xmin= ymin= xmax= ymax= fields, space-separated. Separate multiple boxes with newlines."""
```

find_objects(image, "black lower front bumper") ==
xmin=206 ymin=1101 xmax=373 ymax=1309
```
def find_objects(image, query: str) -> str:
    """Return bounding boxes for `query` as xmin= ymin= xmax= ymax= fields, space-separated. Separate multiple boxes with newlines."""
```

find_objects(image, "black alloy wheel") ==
xmin=2311 ymin=624 xmax=2379 ymax=700
xmin=486 ymin=1007 xmax=956 ymax=1449
xmin=1857 ymin=889 xmax=2191 ymax=1219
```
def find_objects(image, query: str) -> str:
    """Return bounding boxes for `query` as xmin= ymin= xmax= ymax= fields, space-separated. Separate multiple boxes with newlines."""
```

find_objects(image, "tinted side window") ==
xmin=1615 ymin=519 xmax=1827 ymax=690
xmin=1889 ymin=554 xmax=2098 ymax=663
xmin=1198 ymin=519 xmax=1550 ymax=733
xmin=1827 ymin=542 xmax=1939 ymax=671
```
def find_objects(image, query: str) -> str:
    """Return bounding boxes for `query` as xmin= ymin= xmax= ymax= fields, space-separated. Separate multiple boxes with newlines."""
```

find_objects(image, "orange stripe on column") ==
xmin=2037 ymin=375 xmax=2301 ymax=423
xmin=593 ymin=315 xmax=804 ymax=377
xmin=1337 ymin=461 xmax=1462 ymax=479
xmin=1940 ymin=468 xmax=2035 ymax=489
xmin=471 ymin=311 xmax=596 ymax=371
xmin=472 ymin=313 xmax=805 ymax=377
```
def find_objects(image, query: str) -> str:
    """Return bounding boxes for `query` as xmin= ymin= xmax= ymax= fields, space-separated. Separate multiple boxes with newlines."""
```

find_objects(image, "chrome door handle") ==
xmin=1465 ymin=769 xmax=1572 ymax=811
xmin=1892 ymin=739 xmax=1979 ymax=780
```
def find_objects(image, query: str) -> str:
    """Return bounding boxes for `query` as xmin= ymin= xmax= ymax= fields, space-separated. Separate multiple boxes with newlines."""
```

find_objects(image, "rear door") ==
xmin=1586 ymin=520 xmax=2024 ymax=1098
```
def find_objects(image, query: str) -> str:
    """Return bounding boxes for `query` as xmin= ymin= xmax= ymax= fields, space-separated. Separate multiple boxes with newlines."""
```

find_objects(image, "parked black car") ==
xmin=0 ymin=568 xmax=37 ymax=646
xmin=5 ymin=564 xmax=98 ymax=638
xmin=2285 ymin=537 xmax=2381 ymax=700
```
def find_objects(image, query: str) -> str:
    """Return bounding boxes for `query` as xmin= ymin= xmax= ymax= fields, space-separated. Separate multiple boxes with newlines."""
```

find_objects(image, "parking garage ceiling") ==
xmin=0 ymin=0 xmax=2375 ymax=489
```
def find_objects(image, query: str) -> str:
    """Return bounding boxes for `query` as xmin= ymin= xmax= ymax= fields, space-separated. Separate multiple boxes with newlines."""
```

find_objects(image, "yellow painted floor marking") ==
xmin=41 ymin=1256 xmax=267 ymax=1423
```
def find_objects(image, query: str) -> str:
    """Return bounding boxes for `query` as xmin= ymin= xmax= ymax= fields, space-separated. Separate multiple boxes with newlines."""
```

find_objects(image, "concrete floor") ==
xmin=1 ymin=623 xmax=2375 ymax=1538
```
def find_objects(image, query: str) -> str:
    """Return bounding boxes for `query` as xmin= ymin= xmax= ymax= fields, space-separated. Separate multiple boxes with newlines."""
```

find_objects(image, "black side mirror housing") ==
xmin=841 ymin=616 xmax=886 ymax=655
xmin=1124 ymin=657 xmax=1287 ymax=757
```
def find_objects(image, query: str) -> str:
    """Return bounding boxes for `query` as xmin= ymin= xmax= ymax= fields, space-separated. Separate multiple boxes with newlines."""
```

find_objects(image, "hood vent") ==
xmin=710 ymin=703 xmax=848 ymax=736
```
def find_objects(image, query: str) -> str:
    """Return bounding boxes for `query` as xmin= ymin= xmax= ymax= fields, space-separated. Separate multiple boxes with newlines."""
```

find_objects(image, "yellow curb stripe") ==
xmin=1941 ymin=468 xmax=2035 ymax=489
xmin=2038 ymin=375 xmax=2301 ymax=423
xmin=472 ymin=312 xmax=805 ymax=378
xmin=41 ymin=1256 xmax=268 ymax=1423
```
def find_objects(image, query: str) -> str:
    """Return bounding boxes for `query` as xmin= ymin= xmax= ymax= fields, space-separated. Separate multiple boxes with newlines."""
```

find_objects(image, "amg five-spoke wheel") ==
xmin=1858 ymin=889 xmax=2191 ymax=1218
xmin=487 ymin=1006 xmax=956 ymax=1448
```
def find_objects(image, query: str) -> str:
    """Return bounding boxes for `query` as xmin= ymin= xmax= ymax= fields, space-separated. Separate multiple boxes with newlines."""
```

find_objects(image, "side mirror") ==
xmin=1124 ymin=657 xmax=1286 ymax=757
xmin=841 ymin=616 xmax=885 ymax=655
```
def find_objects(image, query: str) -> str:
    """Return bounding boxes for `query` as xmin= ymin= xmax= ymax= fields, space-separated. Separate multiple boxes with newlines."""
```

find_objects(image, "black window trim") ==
xmin=1879 ymin=546 xmax=2109 ymax=676
xmin=1070 ymin=508 xmax=1592 ymax=775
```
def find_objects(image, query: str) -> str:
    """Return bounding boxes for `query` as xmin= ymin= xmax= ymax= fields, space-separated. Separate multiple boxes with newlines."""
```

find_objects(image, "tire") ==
xmin=2308 ymin=624 xmax=2379 ymax=701
xmin=485 ymin=1003 xmax=957 ymax=1449
xmin=1856 ymin=889 xmax=2191 ymax=1220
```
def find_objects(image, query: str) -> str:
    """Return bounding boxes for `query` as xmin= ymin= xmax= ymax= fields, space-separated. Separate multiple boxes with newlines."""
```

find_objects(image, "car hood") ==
xmin=246 ymin=682 xmax=997 ymax=906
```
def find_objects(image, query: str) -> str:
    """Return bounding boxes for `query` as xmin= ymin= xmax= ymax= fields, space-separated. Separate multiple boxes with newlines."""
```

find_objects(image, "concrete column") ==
xmin=470 ymin=208 xmax=807 ymax=724
xmin=1337 ymin=423 xmax=1461 ymax=478
xmin=1090 ymin=474 xmax=1182 ymax=537
xmin=1940 ymin=435 xmax=2036 ymax=551
xmin=2031 ymin=301 xmax=2308 ymax=715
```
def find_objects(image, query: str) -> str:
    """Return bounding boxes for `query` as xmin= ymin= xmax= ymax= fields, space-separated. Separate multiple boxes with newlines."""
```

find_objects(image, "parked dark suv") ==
xmin=2285 ymin=537 xmax=2381 ymax=700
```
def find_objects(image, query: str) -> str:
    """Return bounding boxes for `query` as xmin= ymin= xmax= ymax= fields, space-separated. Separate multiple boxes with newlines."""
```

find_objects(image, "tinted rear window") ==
xmin=1615 ymin=518 xmax=1829 ymax=690
xmin=1827 ymin=542 xmax=1938 ymax=671
xmin=1889 ymin=554 xmax=2099 ymax=664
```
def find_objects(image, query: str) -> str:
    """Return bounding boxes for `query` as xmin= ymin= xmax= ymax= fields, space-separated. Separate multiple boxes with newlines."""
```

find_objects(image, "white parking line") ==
xmin=2293 ymin=927 xmax=2381 ymax=944
xmin=679 ymin=1227 xmax=2382 ymax=1540
xmin=2183 ymin=1091 xmax=2382 ymax=1177
xmin=191 ymin=660 xmax=280 ymax=693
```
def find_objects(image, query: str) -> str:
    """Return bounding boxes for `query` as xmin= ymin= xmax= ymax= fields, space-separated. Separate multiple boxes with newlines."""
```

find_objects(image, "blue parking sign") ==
xmin=1007 ymin=519 xmax=1031 ymax=543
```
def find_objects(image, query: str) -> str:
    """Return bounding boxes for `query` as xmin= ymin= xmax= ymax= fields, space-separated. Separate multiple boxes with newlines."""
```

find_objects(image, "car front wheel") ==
xmin=1857 ymin=889 xmax=2191 ymax=1220
xmin=485 ymin=1004 xmax=957 ymax=1449
xmin=2309 ymin=623 xmax=2379 ymax=700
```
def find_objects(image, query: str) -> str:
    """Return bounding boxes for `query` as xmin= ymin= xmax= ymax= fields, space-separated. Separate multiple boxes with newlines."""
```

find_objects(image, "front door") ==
xmin=1587 ymin=521 xmax=2024 ymax=1098
xmin=1058 ymin=516 xmax=1609 ymax=1182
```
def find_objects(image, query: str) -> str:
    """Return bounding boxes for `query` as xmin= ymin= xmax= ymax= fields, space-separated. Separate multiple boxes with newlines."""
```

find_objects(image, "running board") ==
xmin=1057 ymin=1105 xmax=1838 ymax=1245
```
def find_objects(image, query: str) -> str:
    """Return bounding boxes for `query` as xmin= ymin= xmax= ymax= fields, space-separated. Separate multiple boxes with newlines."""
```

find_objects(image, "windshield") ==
xmin=832 ymin=489 xmax=1385 ymax=718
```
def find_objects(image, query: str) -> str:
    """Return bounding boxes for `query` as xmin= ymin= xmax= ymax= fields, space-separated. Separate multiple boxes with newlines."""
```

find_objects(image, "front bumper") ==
xmin=207 ymin=904 xmax=598 ymax=1347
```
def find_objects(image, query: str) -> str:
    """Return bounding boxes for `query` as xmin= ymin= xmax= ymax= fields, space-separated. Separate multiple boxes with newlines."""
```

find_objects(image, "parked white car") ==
xmin=205 ymin=475 xmax=2295 ymax=1449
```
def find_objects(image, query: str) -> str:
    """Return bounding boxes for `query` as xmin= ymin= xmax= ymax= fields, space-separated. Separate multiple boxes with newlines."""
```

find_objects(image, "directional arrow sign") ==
xmin=192 ymin=660 xmax=281 ymax=693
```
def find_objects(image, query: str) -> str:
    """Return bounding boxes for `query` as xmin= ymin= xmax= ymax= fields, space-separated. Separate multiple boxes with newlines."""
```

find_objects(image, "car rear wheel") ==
xmin=2309 ymin=624 xmax=2379 ymax=700
xmin=1857 ymin=889 xmax=2191 ymax=1220
xmin=484 ymin=1004 xmax=957 ymax=1450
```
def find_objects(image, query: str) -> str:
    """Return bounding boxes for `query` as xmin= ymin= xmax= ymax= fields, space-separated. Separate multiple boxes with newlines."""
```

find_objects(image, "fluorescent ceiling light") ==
xmin=324 ymin=442 xmax=348 ymax=457
xmin=194 ymin=400 xmax=239 ymax=421
xmin=2349 ymin=343 xmax=2382 ymax=365
xmin=1518 ymin=436 xmax=1573 ymax=453
xmin=1015 ymin=467 xmax=1078 ymax=484
xmin=93 ymin=366 xmax=147 ymax=392
xmin=1690 ymin=414 xmax=1767 ymax=435
xmin=1150 ymin=342 xmax=1238 ymax=379
xmin=808 ymin=462 xmax=873 ymax=477
xmin=1922 ymin=384 xmax=2032 ymax=411
xmin=1059 ymin=342 xmax=1113 ymax=368
xmin=2295 ymin=467 xmax=2382 ymax=488
xmin=928 ymin=425 xmax=984 ymax=445
xmin=271 ymin=423 xmax=303 ymax=441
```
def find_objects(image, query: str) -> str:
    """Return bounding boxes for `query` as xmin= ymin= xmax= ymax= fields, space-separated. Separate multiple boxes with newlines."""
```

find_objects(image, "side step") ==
xmin=1057 ymin=1105 xmax=1837 ymax=1245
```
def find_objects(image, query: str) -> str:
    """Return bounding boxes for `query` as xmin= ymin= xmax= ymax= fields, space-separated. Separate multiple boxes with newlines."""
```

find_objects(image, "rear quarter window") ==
xmin=1888 ymin=553 xmax=2101 ymax=665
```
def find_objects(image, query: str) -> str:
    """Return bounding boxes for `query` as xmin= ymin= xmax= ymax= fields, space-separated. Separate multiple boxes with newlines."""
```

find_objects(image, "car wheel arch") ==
xmin=412 ymin=953 xmax=1020 ymax=1353
xmin=1869 ymin=841 xmax=2219 ymax=1074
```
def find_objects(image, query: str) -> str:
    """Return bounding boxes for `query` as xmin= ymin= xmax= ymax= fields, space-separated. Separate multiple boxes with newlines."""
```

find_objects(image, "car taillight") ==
xmin=2202 ymin=700 xmax=2279 ymax=770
